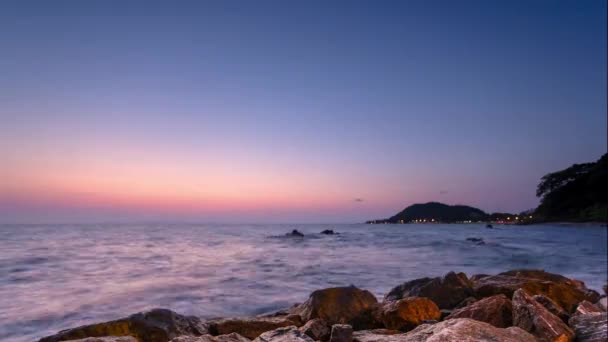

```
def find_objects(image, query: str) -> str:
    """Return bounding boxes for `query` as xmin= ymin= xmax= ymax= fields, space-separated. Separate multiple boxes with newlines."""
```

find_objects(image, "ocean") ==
xmin=0 ymin=223 xmax=606 ymax=341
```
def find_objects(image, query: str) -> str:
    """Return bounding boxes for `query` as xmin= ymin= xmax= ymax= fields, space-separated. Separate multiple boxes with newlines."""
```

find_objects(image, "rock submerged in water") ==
xmin=286 ymin=230 xmax=304 ymax=237
xmin=39 ymin=308 xmax=208 ymax=342
xmin=320 ymin=230 xmax=336 ymax=235
xmin=384 ymin=271 xmax=473 ymax=309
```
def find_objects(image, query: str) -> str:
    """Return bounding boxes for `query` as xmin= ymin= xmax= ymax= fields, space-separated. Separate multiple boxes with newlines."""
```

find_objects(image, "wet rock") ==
xmin=574 ymin=300 xmax=603 ymax=316
xmin=329 ymin=325 xmax=353 ymax=342
xmin=170 ymin=333 xmax=250 ymax=342
xmin=379 ymin=297 xmax=441 ymax=331
xmin=568 ymin=312 xmax=607 ymax=342
xmin=298 ymin=319 xmax=330 ymax=341
xmin=446 ymin=294 xmax=512 ymax=328
xmin=465 ymin=238 xmax=485 ymax=245
xmin=320 ymin=230 xmax=336 ymax=235
xmin=65 ymin=338 xmax=138 ymax=342
xmin=533 ymin=294 xmax=570 ymax=323
xmin=597 ymin=297 xmax=607 ymax=311
xmin=403 ymin=318 xmax=536 ymax=342
xmin=384 ymin=272 xmax=473 ymax=309
xmin=252 ymin=326 xmax=313 ymax=342
xmin=286 ymin=230 xmax=304 ymax=237
xmin=473 ymin=269 xmax=600 ymax=313
xmin=295 ymin=286 xmax=378 ymax=325
xmin=208 ymin=316 xmax=302 ymax=340
xmin=512 ymin=289 xmax=574 ymax=342
xmin=39 ymin=308 xmax=208 ymax=342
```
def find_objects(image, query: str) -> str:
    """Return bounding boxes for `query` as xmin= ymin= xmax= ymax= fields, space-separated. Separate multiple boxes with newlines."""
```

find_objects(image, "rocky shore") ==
xmin=38 ymin=269 xmax=607 ymax=342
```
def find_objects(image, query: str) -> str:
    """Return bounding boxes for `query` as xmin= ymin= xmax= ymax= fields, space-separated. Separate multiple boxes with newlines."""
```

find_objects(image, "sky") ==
xmin=0 ymin=1 xmax=606 ymax=223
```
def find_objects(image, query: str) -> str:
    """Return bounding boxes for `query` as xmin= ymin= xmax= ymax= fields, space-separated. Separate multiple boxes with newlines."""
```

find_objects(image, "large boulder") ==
xmin=532 ymin=294 xmax=570 ymax=323
xmin=65 ymin=338 xmax=138 ymax=342
xmin=568 ymin=312 xmax=608 ymax=342
xmin=298 ymin=319 xmax=330 ymax=341
xmin=384 ymin=272 xmax=473 ymax=309
xmin=39 ymin=309 xmax=208 ymax=342
xmin=207 ymin=316 xmax=302 ymax=340
xmin=378 ymin=297 xmax=441 ymax=331
xmin=170 ymin=333 xmax=250 ymax=342
xmin=445 ymin=294 xmax=512 ymax=328
xmin=352 ymin=330 xmax=401 ymax=342
xmin=473 ymin=269 xmax=600 ymax=313
xmin=295 ymin=286 xmax=378 ymax=325
xmin=252 ymin=326 xmax=313 ymax=342
xmin=512 ymin=289 xmax=574 ymax=342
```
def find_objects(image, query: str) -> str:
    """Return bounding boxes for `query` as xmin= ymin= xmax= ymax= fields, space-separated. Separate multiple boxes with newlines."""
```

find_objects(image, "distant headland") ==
xmin=368 ymin=153 xmax=607 ymax=225
xmin=365 ymin=202 xmax=527 ymax=224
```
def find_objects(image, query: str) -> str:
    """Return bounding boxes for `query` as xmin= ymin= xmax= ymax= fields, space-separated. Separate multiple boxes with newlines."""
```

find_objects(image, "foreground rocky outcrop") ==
xmin=39 ymin=269 xmax=606 ymax=342
xmin=39 ymin=308 xmax=208 ymax=342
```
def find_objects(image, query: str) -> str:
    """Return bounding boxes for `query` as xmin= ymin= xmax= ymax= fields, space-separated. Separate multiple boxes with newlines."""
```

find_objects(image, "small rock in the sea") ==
xmin=253 ymin=326 xmax=313 ymax=342
xmin=465 ymin=237 xmax=485 ymax=245
xmin=446 ymin=294 xmax=512 ymax=328
xmin=473 ymin=269 xmax=600 ymax=313
xmin=38 ymin=308 xmax=208 ymax=342
xmin=294 ymin=286 xmax=378 ymax=325
xmin=379 ymin=297 xmax=441 ymax=331
xmin=207 ymin=316 xmax=302 ymax=340
xmin=320 ymin=229 xmax=336 ymax=235
xmin=568 ymin=312 xmax=608 ymax=342
xmin=298 ymin=318 xmax=330 ymax=341
xmin=574 ymin=300 xmax=604 ymax=316
xmin=329 ymin=324 xmax=353 ymax=342
xmin=512 ymin=288 xmax=575 ymax=342
xmin=286 ymin=229 xmax=304 ymax=237
xmin=384 ymin=271 xmax=473 ymax=309
xmin=533 ymin=294 xmax=570 ymax=323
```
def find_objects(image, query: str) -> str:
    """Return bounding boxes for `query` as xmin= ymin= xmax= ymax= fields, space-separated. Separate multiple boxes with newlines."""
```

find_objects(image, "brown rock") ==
xmin=170 ymin=333 xmax=250 ymax=342
xmin=295 ymin=286 xmax=378 ymax=325
xmin=379 ymin=297 xmax=441 ymax=331
xmin=65 ymin=338 xmax=138 ymax=342
xmin=453 ymin=297 xmax=476 ymax=309
xmin=473 ymin=269 xmax=600 ymax=313
xmin=568 ymin=312 xmax=607 ymax=342
xmin=533 ymin=294 xmax=570 ymax=323
xmin=574 ymin=300 xmax=603 ymax=316
xmin=298 ymin=319 xmax=330 ymax=341
xmin=384 ymin=272 xmax=473 ymax=309
xmin=329 ymin=325 xmax=353 ymax=342
xmin=252 ymin=326 xmax=313 ymax=342
xmin=403 ymin=318 xmax=536 ymax=341
xmin=446 ymin=294 xmax=512 ymax=328
xmin=39 ymin=308 xmax=208 ymax=342
xmin=512 ymin=289 xmax=574 ymax=342
xmin=208 ymin=316 xmax=301 ymax=340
